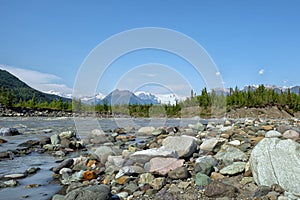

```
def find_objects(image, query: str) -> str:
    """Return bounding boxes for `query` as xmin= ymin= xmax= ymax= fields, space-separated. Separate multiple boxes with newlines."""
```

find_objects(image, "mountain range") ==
xmin=1 ymin=69 xmax=299 ymax=106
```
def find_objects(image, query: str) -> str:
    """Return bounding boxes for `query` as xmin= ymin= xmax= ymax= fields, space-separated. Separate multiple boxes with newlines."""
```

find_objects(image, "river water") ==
xmin=0 ymin=117 xmax=206 ymax=200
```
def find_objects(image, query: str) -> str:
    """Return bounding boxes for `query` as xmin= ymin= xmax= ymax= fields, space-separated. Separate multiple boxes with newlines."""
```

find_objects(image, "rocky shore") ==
xmin=1 ymin=105 xmax=300 ymax=119
xmin=1 ymin=118 xmax=300 ymax=200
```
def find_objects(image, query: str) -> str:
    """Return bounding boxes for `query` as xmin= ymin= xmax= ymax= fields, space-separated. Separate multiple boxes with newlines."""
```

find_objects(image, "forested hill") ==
xmin=0 ymin=69 xmax=69 ymax=103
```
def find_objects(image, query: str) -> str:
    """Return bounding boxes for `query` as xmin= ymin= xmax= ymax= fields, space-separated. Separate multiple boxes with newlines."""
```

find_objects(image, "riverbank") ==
xmin=52 ymin=118 xmax=300 ymax=199
xmin=1 ymin=105 xmax=299 ymax=119
xmin=1 ymin=117 xmax=299 ymax=199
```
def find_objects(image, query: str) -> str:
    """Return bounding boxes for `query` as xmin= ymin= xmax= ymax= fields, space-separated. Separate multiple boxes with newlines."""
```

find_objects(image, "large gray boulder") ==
xmin=162 ymin=136 xmax=197 ymax=158
xmin=64 ymin=185 xmax=111 ymax=200
xmin=250 ymin=138 xmax=300 ymax=196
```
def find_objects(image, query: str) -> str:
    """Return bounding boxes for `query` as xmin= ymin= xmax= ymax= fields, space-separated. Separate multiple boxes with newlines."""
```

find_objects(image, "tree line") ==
xmin=0 ymin=86 xmax=72 ymax=111
xmin=1 ymin=85 xmax=300 ymax=117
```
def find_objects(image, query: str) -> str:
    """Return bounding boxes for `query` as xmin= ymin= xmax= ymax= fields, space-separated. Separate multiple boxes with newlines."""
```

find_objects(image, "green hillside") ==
xmin=0 ymin=69 xmax=68 ymax=103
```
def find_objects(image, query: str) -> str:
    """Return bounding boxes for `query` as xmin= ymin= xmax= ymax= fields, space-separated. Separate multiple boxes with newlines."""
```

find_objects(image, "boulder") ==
xmin=214 ymin=144 xmax=247 ymax=165
xmin=150 ymin=157 xmax=184 ymax=176
xmin=0 ymin=128 xmax=21 ymax=136
xmin=250 ymin=138 xmax=300 ymax=196
xmin=129 ymin=147 xmax=178 ymax=164
xmin=64 ymin=185 xmax=111 ymax=200
xmin=162 ymin=136 xmax=197 ymax=158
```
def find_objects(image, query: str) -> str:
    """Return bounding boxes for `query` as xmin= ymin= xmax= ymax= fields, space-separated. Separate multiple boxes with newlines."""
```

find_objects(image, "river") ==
xmin=0 ymin=117 xmax=208 ymax=200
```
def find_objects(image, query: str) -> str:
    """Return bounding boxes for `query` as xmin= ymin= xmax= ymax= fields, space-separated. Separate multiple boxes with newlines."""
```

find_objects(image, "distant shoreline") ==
xmin=0 ymin=105 xmax=299 ymax=119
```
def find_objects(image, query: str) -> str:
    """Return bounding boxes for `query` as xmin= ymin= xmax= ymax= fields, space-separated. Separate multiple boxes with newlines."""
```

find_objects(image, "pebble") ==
xmin=228 ymin=140 xmax=241 ymax=146
xmin=282 ymin=130 xmax=299 ymax=141
xmin=195 ymin=173 xmax=212 ymax=187
xmin=26 ymin=167 xmax=40 ymax=174
xmin=204 ymin=181 xmax=238 ymax=198
xmin=168 ymin=166 xmax=190 ymax=179
xmin=219 ymin=162 xmax=246 ymax=175
xmin=265 ymin=130 xmax=282 ymax=138
xmin=3 ymin=179 xmax=18 ymax=187
xmin=150 ymin=177 xmax=166 ymax=190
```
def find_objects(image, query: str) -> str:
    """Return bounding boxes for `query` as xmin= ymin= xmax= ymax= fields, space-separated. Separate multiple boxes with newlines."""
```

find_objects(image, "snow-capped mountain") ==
xmin=243 ymin=85 xmax=300 ymax=94
xmin=102 ymin=89 xmax=145 ymax=105
xmin=81 ymin=92 xmax=106 ymax=104
xmin=134 ymin=91 xmax=159 ymax=105
xmin=45 ymin=90 xmax=72 ymax=99
xmin=46 ymin=89 xmax=188 ymax=105
xmin=155 ymin=93 xmax=186 ymax=105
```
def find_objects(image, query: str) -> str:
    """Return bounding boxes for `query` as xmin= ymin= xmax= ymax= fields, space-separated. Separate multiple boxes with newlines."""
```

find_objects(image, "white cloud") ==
xmin=259 ymin=69 xmax=264 ymax=75
xmin=0 ymin=64 xmax=73 ymax=94
xmin=139 ymin=73 xmax=157 ymax=77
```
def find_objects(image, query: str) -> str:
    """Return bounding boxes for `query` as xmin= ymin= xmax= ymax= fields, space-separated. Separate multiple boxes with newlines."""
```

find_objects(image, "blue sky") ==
xmin=0 ymin=0 xmax=299 ymax=96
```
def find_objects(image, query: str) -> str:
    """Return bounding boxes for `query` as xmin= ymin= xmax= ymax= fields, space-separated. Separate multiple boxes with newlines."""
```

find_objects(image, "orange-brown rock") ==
xmin=261 ymin=125 xmax=274 ymax=131
xmin=210 ymin=172 xmax=225 ymax=181
xmin=0 ymin=138 xmax=7 ymax=144
xmin=87 ymin=160 xmax=97 ymax=168
xmin=82 ymin=170 xmax=96 ymax=181
xmin=117 ymin=176 xmax=130 ymax=185
xmin=102 ymin=178 xmax=109 ymax=185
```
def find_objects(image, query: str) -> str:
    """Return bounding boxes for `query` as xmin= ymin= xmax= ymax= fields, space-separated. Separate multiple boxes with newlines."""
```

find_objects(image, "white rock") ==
xmin=59 ymin=168 xmax=72 ymax=175
xmin=59 ymin=131 xmax=75 ymax=139
xmin=130 ymin=146 xmax=178 ymax=164
xmin=265 ymin=130 xmax=282 ymax=138
xmin=42 ymin=129 xmax=52 ymax=133
xmin=3 ymin=179 xmax=18 ymax=187
xmin=228 ymin=140 xmax=241 ymax=146
xmin=200 ymin=138 xmax=226 ymax=152
xmin=138 ymin=126 xmax=155 ymax=134
xmin=162 ymin=136 xmax=197 ymax=158
xmin=4 ymin=173 xmax=26 ymax=179
xmin=50 ymin=134 xmax=60 ymax=145
xmin=250 ymin=138 xmax=300 ymax=196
